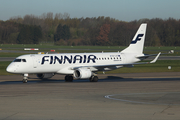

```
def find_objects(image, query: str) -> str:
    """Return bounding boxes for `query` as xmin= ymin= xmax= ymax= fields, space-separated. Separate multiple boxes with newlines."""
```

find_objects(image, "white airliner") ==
xmin=6 ymin=23 xmax=161 ymax=83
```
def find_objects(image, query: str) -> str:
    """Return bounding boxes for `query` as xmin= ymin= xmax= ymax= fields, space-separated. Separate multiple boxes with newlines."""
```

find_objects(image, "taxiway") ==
xmin=0 ymin=72 xmax=180 ymax=120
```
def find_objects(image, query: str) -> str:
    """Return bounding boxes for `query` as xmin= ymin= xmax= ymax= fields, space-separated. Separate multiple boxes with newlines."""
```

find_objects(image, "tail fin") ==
xmin=121 ymin=23 xmax=147 ymax=54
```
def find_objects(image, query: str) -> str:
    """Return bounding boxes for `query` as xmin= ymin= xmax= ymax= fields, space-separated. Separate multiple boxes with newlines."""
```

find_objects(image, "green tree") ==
xmin=54 ymin=24 xmax=71 ymax=42
xmin=33 ymin=26 xmax=42 ymax=44
xmin=54 ymin=24 xmax=63 ymax=42
xmin=62 ymin=25 xmax=70 ymax=40
xmin=17 ymin=25 xmax=42 ymax=44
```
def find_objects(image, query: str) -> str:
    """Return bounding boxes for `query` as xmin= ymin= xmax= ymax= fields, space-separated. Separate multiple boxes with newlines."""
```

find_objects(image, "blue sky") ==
xmin=0 ymin=0 xmax=180 ymax=21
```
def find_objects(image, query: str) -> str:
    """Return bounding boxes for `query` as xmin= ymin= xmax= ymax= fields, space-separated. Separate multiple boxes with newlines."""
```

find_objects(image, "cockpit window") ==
xmin=13 ymin=59 xmax=27 ymax=62
xmin=14 ymin=59 xmax=21 ymax=62
xmin=22 ymin=59 xmax=26 ymax=62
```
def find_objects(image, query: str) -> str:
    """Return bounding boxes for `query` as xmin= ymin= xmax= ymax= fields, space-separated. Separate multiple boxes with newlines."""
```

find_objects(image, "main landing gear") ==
xmin=89 ymin=76 xmax=98 ymax=82
xmin=22 ymin=74 xmax=28 ymax=83
xmin=65 ymin=75 xmax=73 ymax=82
xmin=64 ymin=75 xmax=98 ymax=82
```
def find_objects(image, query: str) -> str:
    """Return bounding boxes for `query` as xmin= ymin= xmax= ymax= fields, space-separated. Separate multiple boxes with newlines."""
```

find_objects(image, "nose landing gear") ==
xmin=22 ymin=74 xmax=28 ymax=83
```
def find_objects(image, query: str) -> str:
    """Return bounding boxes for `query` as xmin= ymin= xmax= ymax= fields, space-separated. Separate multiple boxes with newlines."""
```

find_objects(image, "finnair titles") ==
xmin=6 ymin=23 xmax=161 ymax=83
xmin=41 ymin=55 xmax=97 ymax=64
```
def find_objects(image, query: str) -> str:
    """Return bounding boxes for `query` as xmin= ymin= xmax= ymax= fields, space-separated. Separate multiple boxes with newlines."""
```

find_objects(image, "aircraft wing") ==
xmin=72 ymin=52 xmax=161 ymax=71
xmin=136 ymin=52 xmax=168 ymax=60
xmin=135 ymin=52 xmax=161 ymax=64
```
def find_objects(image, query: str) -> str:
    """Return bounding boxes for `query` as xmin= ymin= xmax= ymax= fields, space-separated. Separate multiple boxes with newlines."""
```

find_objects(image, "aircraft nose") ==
xmin=6 ymin=65 xmax=15 ymax=73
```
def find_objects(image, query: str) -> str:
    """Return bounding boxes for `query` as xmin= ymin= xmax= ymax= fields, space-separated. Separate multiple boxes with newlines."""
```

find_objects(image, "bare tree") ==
xmin=63 ymin=12 xmax=70 ymax=20
xmin=55 ymin=13 xmax=63 ymax=20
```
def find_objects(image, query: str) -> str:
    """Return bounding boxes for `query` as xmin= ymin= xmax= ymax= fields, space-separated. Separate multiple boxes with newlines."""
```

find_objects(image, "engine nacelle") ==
xmin=73 ymin=68 xmax=92 ymax=79
xmin=37 ymin=73 xmax=54 ymax=79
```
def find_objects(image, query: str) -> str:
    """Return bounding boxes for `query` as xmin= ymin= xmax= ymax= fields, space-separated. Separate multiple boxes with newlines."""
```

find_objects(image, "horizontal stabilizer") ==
xmin=136 ymin=53 xmax=160 ymax=60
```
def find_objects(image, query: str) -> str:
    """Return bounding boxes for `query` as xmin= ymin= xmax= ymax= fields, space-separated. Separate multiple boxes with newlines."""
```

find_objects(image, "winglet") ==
xmin=150 ymin=52 xmax=161 ymax=63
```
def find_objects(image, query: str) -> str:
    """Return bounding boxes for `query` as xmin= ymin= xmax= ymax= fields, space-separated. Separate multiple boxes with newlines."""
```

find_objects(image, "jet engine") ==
xmin=37 ymin=73 xmax=54 ymax=79
xmin=73 ymin=68 xmax=92 ymax=79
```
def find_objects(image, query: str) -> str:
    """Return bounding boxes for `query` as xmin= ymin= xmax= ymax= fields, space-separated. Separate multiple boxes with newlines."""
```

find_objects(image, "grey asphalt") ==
xmin=0 ymin=72 xmax=180 ymax=120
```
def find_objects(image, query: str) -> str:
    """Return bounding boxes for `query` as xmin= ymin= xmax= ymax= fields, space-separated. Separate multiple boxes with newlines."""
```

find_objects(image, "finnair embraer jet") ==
xmin=6 ymin=23 xmax=161 ymax=83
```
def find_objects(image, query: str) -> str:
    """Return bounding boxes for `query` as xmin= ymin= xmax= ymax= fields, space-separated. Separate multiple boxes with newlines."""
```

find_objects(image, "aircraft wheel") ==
xmin=89 ymin=76 xmax=93 ymax=82
xmin=22 ymin=79 xmax=28 ymax=83
xmin=93 ymin=76 xmax=98 ymax=82
xmin=65 ymin=75 xmax=68 ymax=81
xmin=65 ymin=75 xmax=73 ymax=82
xmin=89 ymin=76 xmax=98 ymax=82
xmin=68 ymin=76 xmax=73 ymax=82
xmin=23 ymin=74 xmax=28 ymax=83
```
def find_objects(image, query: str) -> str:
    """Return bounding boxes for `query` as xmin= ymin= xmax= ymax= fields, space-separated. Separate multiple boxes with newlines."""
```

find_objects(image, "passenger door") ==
xmin=31 ymin=55 xmax=38 ymax=68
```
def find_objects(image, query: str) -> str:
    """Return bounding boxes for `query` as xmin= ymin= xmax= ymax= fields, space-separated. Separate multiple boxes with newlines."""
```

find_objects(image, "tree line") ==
xmin=0 ymin=12 xmax=180 ymax=46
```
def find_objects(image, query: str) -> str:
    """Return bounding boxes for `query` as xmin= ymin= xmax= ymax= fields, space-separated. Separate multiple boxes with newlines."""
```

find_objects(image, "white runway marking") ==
xmin=105 ymin=92 xmax=180 ymax=105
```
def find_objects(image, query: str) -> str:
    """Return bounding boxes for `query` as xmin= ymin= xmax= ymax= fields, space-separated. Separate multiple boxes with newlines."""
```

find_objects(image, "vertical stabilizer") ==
xmin=121 ymin=23 xmax=147 ymax=54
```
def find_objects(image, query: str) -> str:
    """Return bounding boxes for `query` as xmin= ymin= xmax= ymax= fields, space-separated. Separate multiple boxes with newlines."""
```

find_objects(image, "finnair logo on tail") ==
xmin=131 ymin=34 xmax=144 ymax=44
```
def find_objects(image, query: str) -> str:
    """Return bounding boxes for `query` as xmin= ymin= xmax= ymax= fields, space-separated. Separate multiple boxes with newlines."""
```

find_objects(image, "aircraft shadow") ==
xmin=99 ymin=76 xmax=180 ymax=82
xmin=0 ymin=76 xmax=180 ymax=85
